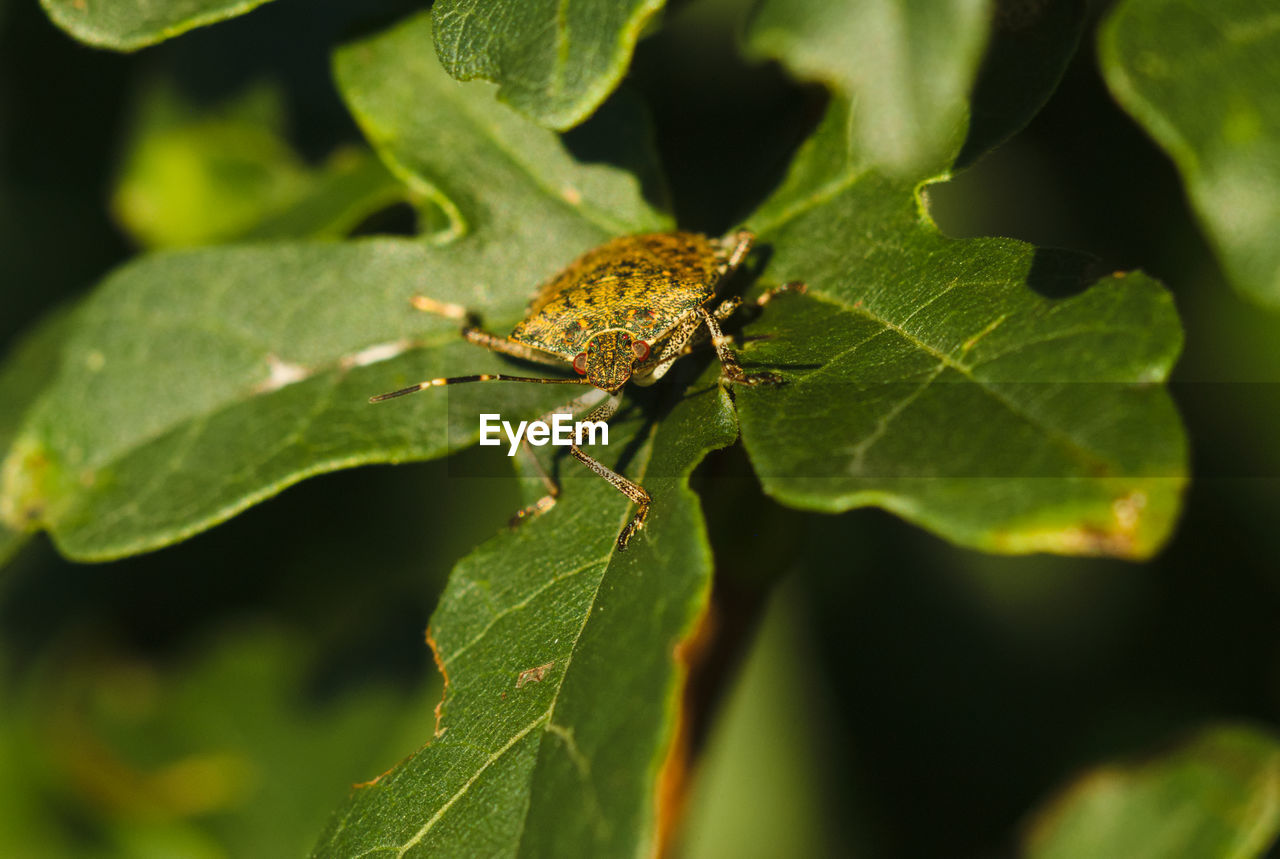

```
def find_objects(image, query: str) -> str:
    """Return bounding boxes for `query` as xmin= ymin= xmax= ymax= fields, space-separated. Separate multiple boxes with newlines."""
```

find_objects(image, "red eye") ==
xmin=632 ymin=339 xmax=650 ymax=361
xmin=573 ymin=352 xmax=588 ymax=374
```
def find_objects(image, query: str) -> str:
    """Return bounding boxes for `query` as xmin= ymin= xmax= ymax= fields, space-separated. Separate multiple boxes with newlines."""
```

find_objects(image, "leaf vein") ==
xmin=395 ymin=714 xmax=548 ymax=856
xmin=442 ymin=558 xmax=606 ymax=668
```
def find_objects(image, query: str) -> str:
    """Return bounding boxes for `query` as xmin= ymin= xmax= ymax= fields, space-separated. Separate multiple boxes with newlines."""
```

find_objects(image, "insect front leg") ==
xmin=712 ymin=281 xmax=806 ymax=319
xmin=461 ymin=327 xmax=568 ymax=369
xmin=407 ymin=293 xmax=567 ymax=370
xmin=566 ymin=394 xmax=651 ymax=550
xmin=508 ymin=387 xmax=610 ymax=527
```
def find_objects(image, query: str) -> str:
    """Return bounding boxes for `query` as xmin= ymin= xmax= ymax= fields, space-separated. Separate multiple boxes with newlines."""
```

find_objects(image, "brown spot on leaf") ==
xmin=516 ymin=661 xmax=555 ymax=688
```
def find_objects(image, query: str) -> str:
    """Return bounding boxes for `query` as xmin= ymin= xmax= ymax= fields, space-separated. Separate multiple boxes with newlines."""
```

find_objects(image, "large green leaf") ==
xmin=315 ymin=376 xmax=737 ymax=857
xmin=1100 ymin=0 xmax=1280 ymax=307
xmin=735 ymin=99 xmax=1187 ymax=558
xmin=0 ymin=10 xmax=667 ymax=561
xmin=747 ymin=0 xmax=993 ymax=175
xmin=1025 ymin=724 xmax=1280 ymax=858
xmin=431 ymin=0 xmax=666 ymax=129
xmin=40 ymin=0 xmax=279 ymax=50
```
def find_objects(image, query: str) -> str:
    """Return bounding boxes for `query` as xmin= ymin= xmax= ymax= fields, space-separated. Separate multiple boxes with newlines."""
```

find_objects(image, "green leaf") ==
xmin=736 ymin=99 xmax=1187 ymax=558
xmin=315 ymin=378 xmax=738 ymax=857
xmin=1025 ymin=724 xmax=1280 ymax=858
xmin=341 ymin=10 xmax=670 ymax=240
xmin=0 ymin=10 xmax=667 ymax=561
xmin=1099 ymin=1 xmax=1280 ymax=306
xmin=747 ymin=0 xmax=993 ymax=175
xmin=431 ymin=0 xmax=666 ymax=130
xmin=40 ymin=0 xmax=279 ymax=51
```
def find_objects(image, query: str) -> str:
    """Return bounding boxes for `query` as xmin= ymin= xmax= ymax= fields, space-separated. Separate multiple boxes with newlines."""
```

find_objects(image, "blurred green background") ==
xmin=2 ymin=0 xmax=1278 ymax=856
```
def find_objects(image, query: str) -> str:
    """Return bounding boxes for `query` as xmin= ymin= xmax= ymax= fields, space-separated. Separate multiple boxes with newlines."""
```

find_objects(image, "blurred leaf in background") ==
xmin=1100 ymin=0 xmax=1280 ymax=307
xmin=39 ymin=0 xmax=282 ymax=50
xmin=0 ymin=623 xmax=439 ymax=859
xmin=112 ymin=80 xmax=407 ymax=249
xmin=748 ymin=0 xmax=992 ymax=175
xmin=1026 ymin=725 xmax=1280 ymax=859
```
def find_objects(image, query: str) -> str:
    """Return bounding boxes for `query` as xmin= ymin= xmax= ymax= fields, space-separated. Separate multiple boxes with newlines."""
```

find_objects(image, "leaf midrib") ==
xmin=397 ymin=420 xmax=660 ymax=854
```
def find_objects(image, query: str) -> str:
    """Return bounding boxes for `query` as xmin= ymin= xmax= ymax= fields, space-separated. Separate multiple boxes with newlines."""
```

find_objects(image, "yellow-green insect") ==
xmin=371 ymin=229 xmax=800 ymax=550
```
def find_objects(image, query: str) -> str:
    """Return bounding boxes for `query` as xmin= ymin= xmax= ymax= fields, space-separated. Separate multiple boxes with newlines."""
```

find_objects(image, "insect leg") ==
xmin=633 ymin=313 xmax=704 ymax=385
xmin=699 ymin=306 xmax=783 ymax=387
xmin=461 ymin=328 xmax=568 ymax=369
xmin=409 ymin=294 xmax=472 ymax=321
xmin=566 ymin=394 xmax=651 ymax=550
xmin=508 ymin=387 xmax=610 ymax=525
xmin=712 ymin=282 xmax=805 ymax=321
xmin=713 ymin=297 xmax=742 ymax=321
xmin=406 ymin=293 xmax=567 ymax=370
xmin=720 ymin=229 xmax=755 ymax=272
xmin=754 ymin=281 xmax=807 ymax=306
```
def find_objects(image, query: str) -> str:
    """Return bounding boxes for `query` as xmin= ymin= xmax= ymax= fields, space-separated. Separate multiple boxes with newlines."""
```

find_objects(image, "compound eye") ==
xmin=632 ymin=339 xmax=650 ymax=361
xmin=573 ymin=352 xmax=588 ymax=375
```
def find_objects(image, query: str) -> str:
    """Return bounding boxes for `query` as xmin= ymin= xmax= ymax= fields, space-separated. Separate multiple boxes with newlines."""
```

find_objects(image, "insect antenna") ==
xmin=370 ymin=374 xmax=590 ymax=403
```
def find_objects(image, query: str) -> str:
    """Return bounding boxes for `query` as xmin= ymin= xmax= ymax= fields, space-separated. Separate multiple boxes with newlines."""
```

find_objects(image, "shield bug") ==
xmin=370 ymin=229 xmax=802 ymax=550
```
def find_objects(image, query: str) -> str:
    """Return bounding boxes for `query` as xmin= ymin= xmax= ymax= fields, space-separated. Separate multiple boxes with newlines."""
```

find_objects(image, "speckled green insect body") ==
xmin=510 ymin=231 xmax=745 ymax=392
xmin=371 ymin=229 xmax=800 ymax=550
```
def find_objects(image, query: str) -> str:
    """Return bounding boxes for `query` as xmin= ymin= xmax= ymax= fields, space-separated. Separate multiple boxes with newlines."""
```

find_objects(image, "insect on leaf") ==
xmin=0 ymin=10 xmax=669 ymax=561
